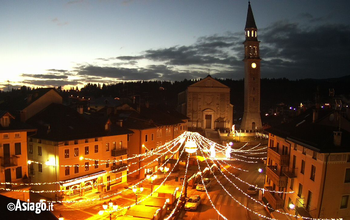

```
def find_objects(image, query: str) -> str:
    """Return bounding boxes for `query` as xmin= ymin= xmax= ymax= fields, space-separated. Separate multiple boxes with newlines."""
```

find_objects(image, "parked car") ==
xmin=184 ymin=195 xmax=201 ymax=211
xmin=196 ymin=178 xmax=211 ymax=191
xmin=247 ymin=186 xmax=258 ymax=195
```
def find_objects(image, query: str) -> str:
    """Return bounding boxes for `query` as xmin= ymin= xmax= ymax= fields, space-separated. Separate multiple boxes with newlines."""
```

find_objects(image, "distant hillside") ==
xmin=1 ymin=76 xmax=349 ymax=121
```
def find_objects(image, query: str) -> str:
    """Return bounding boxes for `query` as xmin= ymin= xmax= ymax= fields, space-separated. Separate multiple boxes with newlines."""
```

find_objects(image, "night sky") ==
xmin=1 ymin=0 xmax=350 ymax=90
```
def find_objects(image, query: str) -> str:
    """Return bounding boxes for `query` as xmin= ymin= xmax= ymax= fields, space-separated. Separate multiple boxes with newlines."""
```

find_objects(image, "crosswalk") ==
xmin=199 ymin=192 xmax=247 ymax=207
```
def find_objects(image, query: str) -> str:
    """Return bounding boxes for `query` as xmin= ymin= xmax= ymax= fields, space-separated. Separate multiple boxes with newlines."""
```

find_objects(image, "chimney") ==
xmin=312 ymin=109 xmax=318 ymax=123
xmin=334 ymin=131 xmax=342 ymax=146
xmin=117 ymin=119 xmax=123 ymax=127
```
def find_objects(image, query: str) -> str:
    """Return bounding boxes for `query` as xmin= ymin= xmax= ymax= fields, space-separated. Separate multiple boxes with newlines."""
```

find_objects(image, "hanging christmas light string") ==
xmin=0 ymin=136 xmax=181 ymax=193
xmin=114 ymin=146 xmax=187 ymax=212
xmin=195 ymin=151 xmax=228 ymax=220
xmin=0 ymin=134 xmax=183 ymax=187
xmin=164 ymin=154 xmax=190 ymax=220
xmin=196 ymin=134 xmax=292 ymax=194
xmin=195 ymin=141 xmax=275 ymax=220
xmin=61 ymin=135 xmax=187 ymax=203
xmin=196 ymin=137 xmax=317 ymax=220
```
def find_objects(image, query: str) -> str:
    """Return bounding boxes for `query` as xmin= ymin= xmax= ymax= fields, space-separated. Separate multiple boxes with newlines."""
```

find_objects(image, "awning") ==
xmin=62 ymin=170 xmax=106 ymax=187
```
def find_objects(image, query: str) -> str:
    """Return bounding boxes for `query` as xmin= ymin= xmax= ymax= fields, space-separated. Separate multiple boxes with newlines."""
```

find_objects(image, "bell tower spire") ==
xmin=240 ymin=2 xmax=262 ymax=131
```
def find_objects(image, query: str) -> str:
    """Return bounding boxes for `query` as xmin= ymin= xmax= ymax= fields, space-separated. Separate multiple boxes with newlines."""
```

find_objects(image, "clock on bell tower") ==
xmin=241 ymin=2 xmax=262 ymax=131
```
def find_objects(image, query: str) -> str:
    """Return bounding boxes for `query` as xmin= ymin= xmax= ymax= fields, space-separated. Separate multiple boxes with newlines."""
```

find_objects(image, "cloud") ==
xmin=20 ymin=19 xmax=350 ymax=88
xmin=259 ymin=21 xmax=350 ymax=79
xmin=52 ymin=18 xmax=69 ymax=26
xmin=21 ymin=74 xmax=68 ymax=79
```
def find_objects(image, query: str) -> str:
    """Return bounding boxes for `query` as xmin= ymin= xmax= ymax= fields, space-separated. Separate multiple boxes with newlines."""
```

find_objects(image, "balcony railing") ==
xmin=266 ymin=166 xmax=287 ymax=187
xmin=283 ymin=167 xmax=298 ymax=178
xmin=267 ymin=147 xmax=289 ymax=166
xmin=264 ymin=187 xmax=284 ymax=210
xmin=111 ymin=163 xmax=128 ymax=172
xmin=111 ymin=148 xmax=127 ymax=157
xmin=0 ymin=155 xmax=19 ymax=168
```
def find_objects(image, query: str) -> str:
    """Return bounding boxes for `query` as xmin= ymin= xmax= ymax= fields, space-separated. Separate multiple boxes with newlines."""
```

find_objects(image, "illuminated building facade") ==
xmin=26 ymin=103 xmax=132 ymax=200
xmin=265 ymin=108 xmax=350 ymax=219
xmin=118 ymin=104 xmax=188 ymax=179
xmin=177 ymin=75 xmax=233 ymax=131
xmin=240 ymin=2 xmax=262 ymax=131
xmin=0 ymin=111 xmax=34 ymax=201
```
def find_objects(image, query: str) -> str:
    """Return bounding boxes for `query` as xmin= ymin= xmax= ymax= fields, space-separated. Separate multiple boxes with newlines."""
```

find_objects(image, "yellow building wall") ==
xmin=0 ymin=130 xmax=30 ymax=201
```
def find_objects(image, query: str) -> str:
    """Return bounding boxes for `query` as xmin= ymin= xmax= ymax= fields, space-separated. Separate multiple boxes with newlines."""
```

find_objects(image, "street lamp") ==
xmin=132 ymin=186 xmax=144 ymax=204
xmin=159 ymin=166 xmax=169 ymax=178
xmin=99 ymin=200 xmax=118 ymax=220
xmin=148 ymin=175 xmax=157 ymax=194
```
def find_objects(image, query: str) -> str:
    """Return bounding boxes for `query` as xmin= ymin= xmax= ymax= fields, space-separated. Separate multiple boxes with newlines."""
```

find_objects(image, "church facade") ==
xmin=177 ymin=76 xmax=233 ymax=131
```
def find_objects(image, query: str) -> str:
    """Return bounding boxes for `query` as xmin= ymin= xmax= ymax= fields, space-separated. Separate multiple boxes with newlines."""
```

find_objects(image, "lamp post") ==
xmin=99 ymin=199 xmax=118 ymax=220
xmin=132 ymin=186 xmax=144 ymax=204
xmin=148 ymin=175 xmax=157 ymax=195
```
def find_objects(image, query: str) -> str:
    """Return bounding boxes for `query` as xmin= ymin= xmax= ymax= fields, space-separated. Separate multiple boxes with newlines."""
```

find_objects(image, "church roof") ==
xmin=188 ymin=75 xmax=229 ymax=89
xmin=245 ymin=2 xmax=257 ymax=29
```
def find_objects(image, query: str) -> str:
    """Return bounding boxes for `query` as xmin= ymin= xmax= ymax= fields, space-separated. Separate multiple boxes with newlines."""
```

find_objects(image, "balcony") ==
xmin=283 ymin=167 xmax=298 ymax=178
xmin=266 ymin=166 xmax=287 ymax=187
xmin=267 ymin=147 xmax=289 ymax=166
xmin=111 ymin=148 xmax=127 ymax=157
xmin=264 ymin=187 xmax=284 ymax=210
xmin=111 ymin=163 xmax=128 ymax=172
xmin=0 ymin=155 xmax=19 ymax=168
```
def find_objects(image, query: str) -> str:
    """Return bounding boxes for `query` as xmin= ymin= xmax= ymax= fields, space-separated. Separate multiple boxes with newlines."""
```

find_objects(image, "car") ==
xmin=184 ymin=195 xmax=201 ymax=211
xmin=247 ymin=186 xmax=258 ymax=195
xmin=196 ymin=178 xmax=211 ymax=191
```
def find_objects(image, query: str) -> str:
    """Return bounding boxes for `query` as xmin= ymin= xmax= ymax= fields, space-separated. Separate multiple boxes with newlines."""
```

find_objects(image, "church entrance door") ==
xmin=205 ymin=115 xmax=212 ymax=129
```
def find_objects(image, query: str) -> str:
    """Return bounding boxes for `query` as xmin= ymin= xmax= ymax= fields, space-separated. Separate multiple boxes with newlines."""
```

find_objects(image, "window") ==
xmin=145 ymin=134 xmax=148 ymax=142
xmin=151 ymin=134 xmax=154 ymax=141
xmin=312 ymin=151 xmax=317 ymax=160
xmin=3 ymin=133 xmax=9 ymax=139
xmin=64 ymin=149 xmax=69 ymax=158
xmin=95 ymin=160 xmax=98 ymax=169
xmin=290 ymin=178 xmax=294 ymax=190
xmin=74 ymin=140 xmax=78 ymax=144
xmin=85 ymin=162 xmax=89 ymax=171
xmin=38 ymin=146 xmax=42 ymax=156
xmin=341 ymin=195 xmax=349 ymax=209
xmin=16 ymin=167 xmax=22 ymax=179
xmin=294 ymin=143 xmax=297 ymax=151
xmin=29 ymin=144 xmax=33 ymax=154
xmin=94 ymin=145 xmax=98 ymax=153
xmin=301 ymin=160 xmax=305 ymax=174
xmin=15 ymin=143 xmax=21 ymax=155
xmin=85 ymin=146 xmax=89 ymax=155
xmin=74 ymin=164 xmax=79 ymax=174
xmin=269 ymin=140 xmax=274 ymax=148
xmin=29 ymin=164 xmax=34 ymax=175
xmin=38 ymin=164 xmax=42 ymax=172
xmin=74 ymin=148 xmax=79 ymax=157
xmin=310 ymin=165 xmax=316 ymax=181
xmin=345 ymin=169 xmax=350 ymax=183
xmin=302 ymin=147 xmax=306 ymax=155
xmin=106 ymin=143 xmax=110 ymax=151
xmin=65 ymin=166 xmax=70 ymax=176
xmin=298 ymin=183 xmax=303 ymax=197
xmin=106 ymin=159 xmax=110 ymax=168
xmin=15 ymin=133 xmax=20 ymax=138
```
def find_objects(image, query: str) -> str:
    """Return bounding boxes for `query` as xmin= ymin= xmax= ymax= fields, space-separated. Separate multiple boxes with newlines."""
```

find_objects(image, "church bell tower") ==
xmin=240 ymin=2 xmax=262 ymax=131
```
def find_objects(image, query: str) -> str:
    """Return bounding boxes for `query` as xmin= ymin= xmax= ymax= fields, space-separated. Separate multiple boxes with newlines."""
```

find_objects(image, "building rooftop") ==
xmin=266 ymin=107 xmax=350 ymax=153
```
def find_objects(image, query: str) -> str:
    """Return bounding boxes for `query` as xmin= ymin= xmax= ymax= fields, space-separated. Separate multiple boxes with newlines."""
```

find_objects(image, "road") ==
xmin=181 ymin=158 xmax=266 ymax=220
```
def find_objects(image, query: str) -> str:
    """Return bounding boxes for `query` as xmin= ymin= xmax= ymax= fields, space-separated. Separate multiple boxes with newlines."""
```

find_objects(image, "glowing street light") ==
xmin=99 ymin=200 xmax=118 ymax=220
xmin=148 ymin=174 xmax=157 ymax=194
xmin=132 ymin=186 xmax=144 ymax=204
